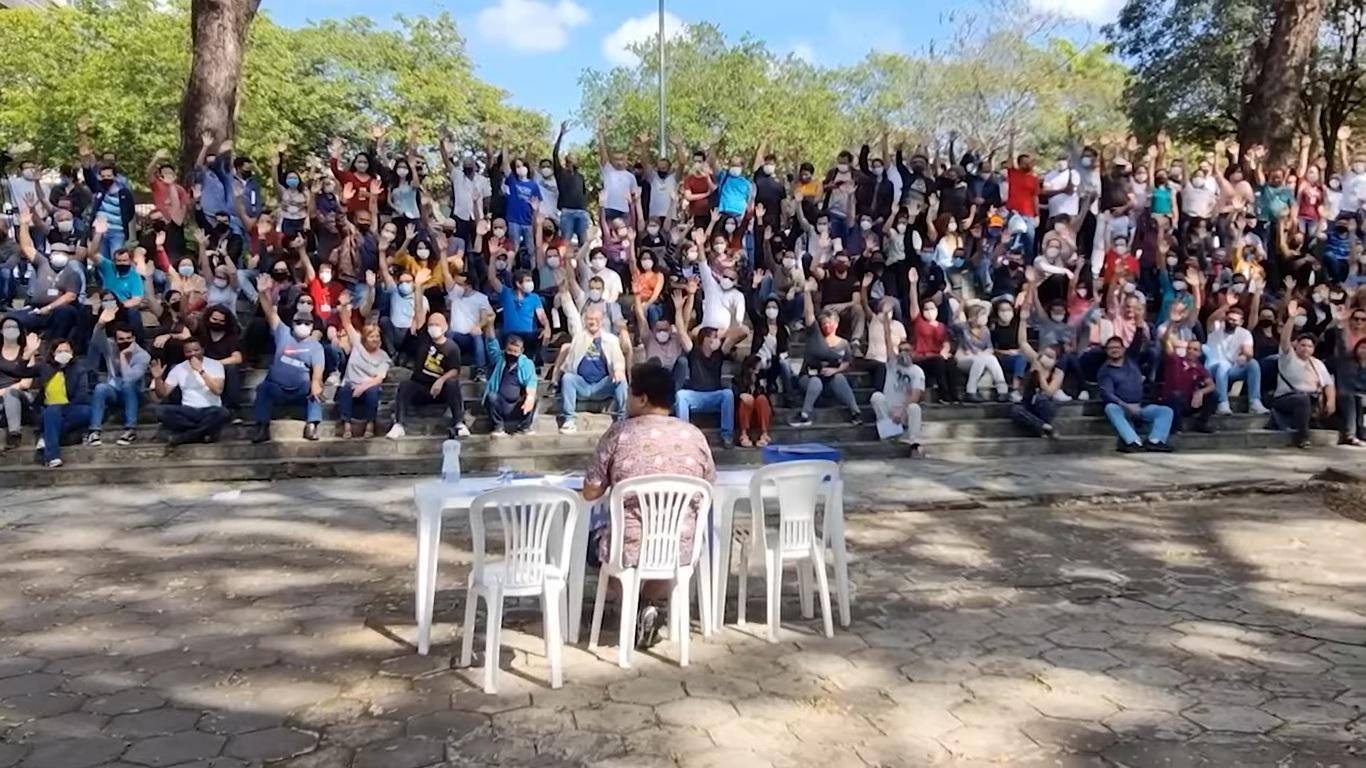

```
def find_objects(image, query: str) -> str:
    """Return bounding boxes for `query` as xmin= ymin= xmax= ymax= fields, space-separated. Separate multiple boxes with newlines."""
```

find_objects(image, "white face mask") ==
xmin=546 ymin=256 xmax=560 ymax=268
xmin=1050 ymin=312 xmax=1065 ymax=322
xmin=415 ymin=248 xmax=431 ymax=260
xmin=763 ymin=163 xmax=776 ymax=175
xmin=213 ymin=277 xmax=229 ymax=288
xmin=640 ymin=259 xmax=653 ymax=270
xmin=729 ymin=166 xmax=743 ymax=176
xmin=540 ymin=167 xmax=553 ymax=178
xmin=427 ymin=324 xmax=445 ymax=340
xmin=590 ymin=258 xmax=606 ymax=271
xmin=782 ymin=258 xmax=796 ymax=269
xmin=292 ymin=323 xmax=313 ymax=340
xmin=713 ymin=243 xmax=727 ymax=255
xmin=765 ymin=306 xmax=779 ymax=320
xmin=495 ymin=260 xmax=508 ymax=271
xmin=56 ymin=220 xmax=74 ymax=234
xmin=318 ymin=271 xmax=332 ymax=285
xmin=654 ymin=330 xmax=671 ymax=344
xmin=1056 ymin=160 xmax=1069 ymax=172
xmin=49 ymin=253 xmax=69 ymax=269
xmin=1 ymin=327 xmax=20 ymax=342
xmin=1045 ymin=246 xmax=1060 ymax=259
xmin=998 ymin=311 xmax=1014 ymax=323
xmin=837 ymin=163 xmax=849 ymax=173
xmin=646 ymin=225 xmax=659 ymax=235
xmin=54 ymin=351 xmax=73 ymax=365
xmin=1114 ymin=244 xmax=1129 ymax=255
xmin=947 ymin=221 xmax=958 ymax=233
xmin=519 ymin=281 xmax=534 ymax=293
xmin=719 ymin=278 xmax=735 ymax=291
xmin=860 ymin=220 xmax=873 ymax=231
xmin=1293 ymin=315 xmax=1308 ymax=328
xmin=587 ymin=288 xmax=602 ymax=302
xmin=1173 ymin=280 xmax=1187 ymax=292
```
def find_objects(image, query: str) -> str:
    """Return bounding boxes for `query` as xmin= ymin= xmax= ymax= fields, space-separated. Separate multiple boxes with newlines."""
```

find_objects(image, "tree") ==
xmin=1308 ymin=0 xmax=1366 ymax=174
xmin=179 ymin=0 xmax=262 ymax=174
xmin=1238 ymin=0 xmax=1325 ymax=169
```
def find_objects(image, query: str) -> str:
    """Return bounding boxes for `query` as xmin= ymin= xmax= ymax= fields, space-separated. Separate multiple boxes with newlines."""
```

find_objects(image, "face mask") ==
xmin=519 ymin=280 xmax=534 ymax=293
xmin=415 ymin=248 xmax=431 ymax=260
xmin=356 ymin=223 xmax=371 ymax=234
xmin=1314 ymin=292 xmax=1329 ymax=304
xmin=765 ymin=306 xmax=780 ymax=320
xmin=1114 ymin=244 xmax=1129 ymax=255
xmin=719 ymin=278 xmax=736 ymax=291
xmin=292 ymin=323 xmax=312 ymax=340
xmin=213 ymin=277 xmax=228 ymax=289
xmin=115 ymin=263 xmax=131 ymax=275
xmin=286 ymin=176 xmax=300 ymax=189
xmin=837 ymin=163 xmax=849 ymax=173
xmin=871 ymin=166 xmax=884 ymax=176
xmin=1293 ymin=315 xmax=1308 ymax=328
xmin=655 ymin=330 xmax=671 ymax=343
xmin=998 ymin=311 xmax=1015 ymax=323
xmin=714 ymin=243 xmax=727 ymax=255
xmin=49 ymin=253 xmax=69 ymax=269
xmin=102 ymin=179 xmax=116 ymax=190
xmin=590 ymin=258 xmax=606 ymax=271
xmin=1166 ymin=257 xmax=1179 ymax=268
xmin=729 ymin=166 xmax=743 ymax=176
xmin=493 ymin=228 xmax=506 ymax=238
xmin=1056 ymin=160 xmax=1069 ymax=172
xmin=395 ymin=167 xmax=410 ymax=179
xmin=178 ymin=264 xmax=194 ymax=277
xmin=860 ymin=220 xmax=873 ymax=231
xmin=2 ymin=327 xmax=20 ymax=342
xmin=783 ymin=258 xmax=796 ymax=269
xmin=495 ymin=260 xmax=508 ymax=272
xmin=1050 ymin=312 xmax=1066 ymax=323
xmin=1232 ymin=283 xmax=1246 ymax=294
xmin=646 ymin=225 xmax=659 ymax=236
xmin=540 ymin=167 xmax=553 ymax=178
xmin=115 ymin=338 xmax=134 ymax=351
xmin=587 ymin=288 xmax=602 ymax=302
xmin=427 ymin=324 xmax=445 ymax=340
xmin=396 ymin=282 xmax=414 ymax=297
xmin=724 ymin=222 xmax=737 ymax=233
xmin=1173 ymin=280 xmax=1187 ymax=292
xmin=923 ymin=309 xmax=939 ymax=321
xmin=54 ymin=351 xmax=73 ymax=365
xmin=318 ymin=271 xmax=332 ymax=285
xmin=515 ymin=167 xmax=529 ymax=179
xmin=763 ymin=163 xmax=776 ymax=175
xmin=546 ymin=256 xmax=560 ymax=269
xmin=1045 ymin=246 xmax=1060 ymax=259
xmin=640 ymin=259 xmax=653 ymax=270
xmin=56 ymin=220 xmax=74 ymax=234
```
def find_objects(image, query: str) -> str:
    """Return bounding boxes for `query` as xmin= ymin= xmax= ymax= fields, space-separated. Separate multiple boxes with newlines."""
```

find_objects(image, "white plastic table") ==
xmin=411 ymin=467 xmax=849 ymax=652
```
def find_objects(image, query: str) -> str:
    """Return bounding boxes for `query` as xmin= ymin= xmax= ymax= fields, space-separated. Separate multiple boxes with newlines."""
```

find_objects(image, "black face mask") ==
xmin=240 ymin=170 xmax=254 ymax=180
xmin=272 ymin=272 xmax=290 ymax=282
xmin=208 ymin=321 xmax=226 ymax=331
xmin=463 ymin=167 xmax=475 ymax=177
xmin=506 ymin=353 xmax=520 ymax=364
xmin=101 ymin=179 xmax=116 ymax=190
xmin=115 ymin=339 xmax=133 ymax=350
xmin=356 ymin=223 xmax=371 ymax=234
xmin=114 ymin=263 xmax=131 ymax=275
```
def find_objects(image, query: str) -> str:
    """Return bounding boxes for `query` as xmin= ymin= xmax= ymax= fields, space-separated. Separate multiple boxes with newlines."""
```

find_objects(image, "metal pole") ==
xmin=658 ymin=0 xmax=666 ymax=157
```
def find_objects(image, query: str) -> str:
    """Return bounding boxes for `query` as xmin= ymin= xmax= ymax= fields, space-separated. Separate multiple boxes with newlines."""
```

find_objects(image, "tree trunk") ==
xmin=1238 ymin=0 xmax=1325 ymax=171
xmin=178 ymin=0 xmax=261 ymax=176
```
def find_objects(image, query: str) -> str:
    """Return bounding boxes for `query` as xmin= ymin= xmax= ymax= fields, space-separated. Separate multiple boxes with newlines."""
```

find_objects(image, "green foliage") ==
xmin=0 ymin=0 xmax=546 ymax=180
xmin=579 ymin=9 xmax=1132 ymax=168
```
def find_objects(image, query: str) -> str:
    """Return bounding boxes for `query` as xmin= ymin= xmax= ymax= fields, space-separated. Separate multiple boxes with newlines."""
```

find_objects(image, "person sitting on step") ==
xmin=481 ymin=309 xmax=539 ymax=437
xmin=1160 ymin=308 xmax=1217 ymax=435
xmin=148 ymin=339 xmax=229 ymax=449
xmin=1011 ymin=300 xmax=1066 ymax=439
xmin=250 ymin=274 xmax=325 ymax=443
xmin=389 ymin=268 xmax=467 ymax=440
xmin=335 ymin=291 xmax=391 ymax=439
xmin=871 ymin=320 xmax=926 ymax=455
xmin=676 ymin=304 xmax=748 ymax=448
xmin=555 ymin=277 xmax=628 ymax=435
xmin=33 ymin=337 xmax=93 ymax=468
xmin=790 ymin=280 xmax=862 ymax=427
xmin=85 ymin=304 xmax=150 ymax=447
xmin=1098 ymin=334 xmax=1175 ymax=453
xmin=1271 ymin=300 xmax=1335 ymax=449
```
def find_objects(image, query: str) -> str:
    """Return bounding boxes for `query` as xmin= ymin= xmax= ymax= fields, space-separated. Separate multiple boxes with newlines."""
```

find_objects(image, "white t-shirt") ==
xmin=697 ymin=265 xmax=746 ymax=331
xmin=881 ymin=359 xmax=926 ymax=410
xmin=646 ymin=169 xmax=677 ymax=220
xmin=867 ymin=319 xmax=907 ymax=364
xmin=1275 ymin=353 xmax=1332 ymax=397
xmin=537 ymin=174 xmax=559 ymax=221
xmin=449 ymin=171 xmax=491 ymax=221
xmin=1043 ymin=169 xmax=1080 ymax=219
xmin=601 ymin=165 xmax=638 ymax=213
xmin=1182 ymin=179 xmax=1219 ymax=219
xmin=1341 ymin=168 xmax=1366 ymax=215
xmin=447 ymin=289 xmax=492 ymax=336
xmin=1205 ymin=323 xmax=1253 ymax=366
xmin=167 ymin=358 xmax=225 ymax=409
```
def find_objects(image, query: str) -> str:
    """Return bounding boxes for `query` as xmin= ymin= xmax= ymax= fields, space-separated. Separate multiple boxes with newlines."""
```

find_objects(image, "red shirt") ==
xmin=1102 ymin=250 xmax=1138 ymax=286
xmin=1160 ymin=353 xmax=1209 ymax=402
xmin=1006 ymin=168 xmax=1039 ymax=218
xmin=330 ymin=157 xmax=385 ymax=215
xmin=682 ymin=174 xmax=714 ymax=217
xmin=307 ymin=276 xmax=346 ymax=328
xmin=151 ymin=178 xmax=191 ymax=224
xmin=911 ymin=317 xmax=948 ymax=357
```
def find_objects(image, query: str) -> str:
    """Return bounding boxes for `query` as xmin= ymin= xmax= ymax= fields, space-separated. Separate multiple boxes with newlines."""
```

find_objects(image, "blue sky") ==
xmin=261 ymin=0 xmax=1120 ymax=130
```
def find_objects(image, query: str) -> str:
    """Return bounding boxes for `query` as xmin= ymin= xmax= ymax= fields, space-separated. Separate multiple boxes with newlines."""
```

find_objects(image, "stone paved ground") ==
xmin=1 ymin=454 xmax=1365 ymax=767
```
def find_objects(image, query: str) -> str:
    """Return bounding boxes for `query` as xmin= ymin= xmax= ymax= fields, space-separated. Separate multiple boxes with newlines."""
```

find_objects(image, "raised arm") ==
xmin=1279 ymin=299 xmax=1298 ymax=354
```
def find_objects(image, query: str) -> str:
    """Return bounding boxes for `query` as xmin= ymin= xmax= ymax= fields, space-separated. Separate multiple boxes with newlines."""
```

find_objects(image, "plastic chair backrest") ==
xmin=608 ymin=475 xmax=714 ymax=574
xmin=749 ymin=460 xmax=838 ymax=553
xmin=469 ymin=486 xmax=582 ymax=590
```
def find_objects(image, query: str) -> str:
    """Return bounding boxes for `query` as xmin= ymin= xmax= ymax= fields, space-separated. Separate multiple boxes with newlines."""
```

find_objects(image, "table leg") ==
xmin=415 ymin=510 xmax=443 ymax=655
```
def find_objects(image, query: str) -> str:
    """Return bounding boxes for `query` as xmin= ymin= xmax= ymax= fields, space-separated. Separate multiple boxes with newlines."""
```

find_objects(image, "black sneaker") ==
xmin=83 ymin=431 xmax=102 ymax=446
xmin=848 ymin=411 xmax=863 ymax=426
xmin=1144 ymin=440 xmax=1174 ymax=453
xmin=302 ymin=422 xmax=320 ymax=441
xmin=1117 ymin=441 xmax=1143 ymax=453
xmin=4 ymin=432 xmax=19 ymax=450
xmin=964 ymin=393 xmax=985 ymax=404
xmin=115 ymin=430 xmax=136 ymax=446
xmin=251 ymin=425 xmax=271 ymax=444
xmin=789 ymin=413 xmax=813 ymax=427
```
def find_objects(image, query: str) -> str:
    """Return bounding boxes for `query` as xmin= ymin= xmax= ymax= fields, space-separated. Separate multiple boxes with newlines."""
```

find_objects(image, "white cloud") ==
xmin=475 ymin=0 xmax=589 ymax=54
xmin=788 ymin=41 xmax=817 ymax=64
xmin=601 ymin=10 xmax=685 ymax=66
xmin=1028 ymin=0 xmax=1125 ymax=25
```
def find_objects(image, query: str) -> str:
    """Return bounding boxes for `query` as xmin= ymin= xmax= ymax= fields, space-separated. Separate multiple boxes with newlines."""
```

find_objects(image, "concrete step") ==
xmin=3 ymin=427 xmax=1336 ymax=488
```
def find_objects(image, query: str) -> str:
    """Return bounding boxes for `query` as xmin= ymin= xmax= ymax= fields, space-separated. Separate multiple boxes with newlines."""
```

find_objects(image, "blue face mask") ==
xmin=285 ymin=176 xmax=300 ymax=189
xmin=397 ymin=282 xmax=415 ymax=297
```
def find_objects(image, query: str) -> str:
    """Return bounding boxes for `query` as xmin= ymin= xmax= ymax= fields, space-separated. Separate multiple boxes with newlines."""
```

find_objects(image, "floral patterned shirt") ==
xmin=586 ymin=413 xmax=716 ymax=566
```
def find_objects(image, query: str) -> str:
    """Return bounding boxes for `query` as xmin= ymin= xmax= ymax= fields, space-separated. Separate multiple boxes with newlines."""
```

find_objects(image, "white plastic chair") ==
xmin=588 ymin=475 xmax=713 ymax=669
xmin=458 ymin=486 xmax=582 ymax=693
xmin=737 ymin=460 xmax=837 ymax=642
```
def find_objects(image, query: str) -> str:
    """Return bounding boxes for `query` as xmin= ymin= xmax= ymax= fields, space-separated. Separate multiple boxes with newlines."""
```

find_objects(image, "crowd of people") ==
xmin=2 ymin=118 xmax=1365 ymax=468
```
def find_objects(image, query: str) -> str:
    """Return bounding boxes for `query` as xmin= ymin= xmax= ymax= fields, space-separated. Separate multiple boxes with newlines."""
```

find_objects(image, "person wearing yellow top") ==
xmin=36 ymin=339 xmax=92 ymax=469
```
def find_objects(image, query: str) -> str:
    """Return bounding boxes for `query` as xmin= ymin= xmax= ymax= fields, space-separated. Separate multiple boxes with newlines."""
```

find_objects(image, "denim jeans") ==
xmin=100 ymin=228 xmax=127 ymax=262
xmin=560 ymin=209 xmax=591 ymax=248
xmin=448 ymin=331 xmax=488 ymax=372
xmin=42 ymin=403 xmax=92 ymax=462
xmin=559 ymin=373 xmax=626 ymax=425
xmin=90 ymin=380 xmax=141 ymax=430
xmin=1210 ymin=360 xmax=1263 ymax=406
xmin=1011 ymin=392 xmax=1057 ymax=435
xmin=801 ymin=374 xmax=859 ymax=417
xmin=1104 ymin=402 xmax=1173 ymax=445
xmin=11 ymin=303 xmax=80 ymax=341
xmin=508 ymin=222 xmax=534 ymax=257
xmin=253 ymin=379 xmax=322 ymax=424
xmin=337 ymin=386 xmax=381 ymax=421
xmin=676 ymin=388 xmax=735 ymax=441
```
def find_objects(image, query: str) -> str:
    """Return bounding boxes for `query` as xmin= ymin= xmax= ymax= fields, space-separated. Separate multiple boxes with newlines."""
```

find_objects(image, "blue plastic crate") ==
xmin=760 ymin=442 xmax=843 ymax=465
